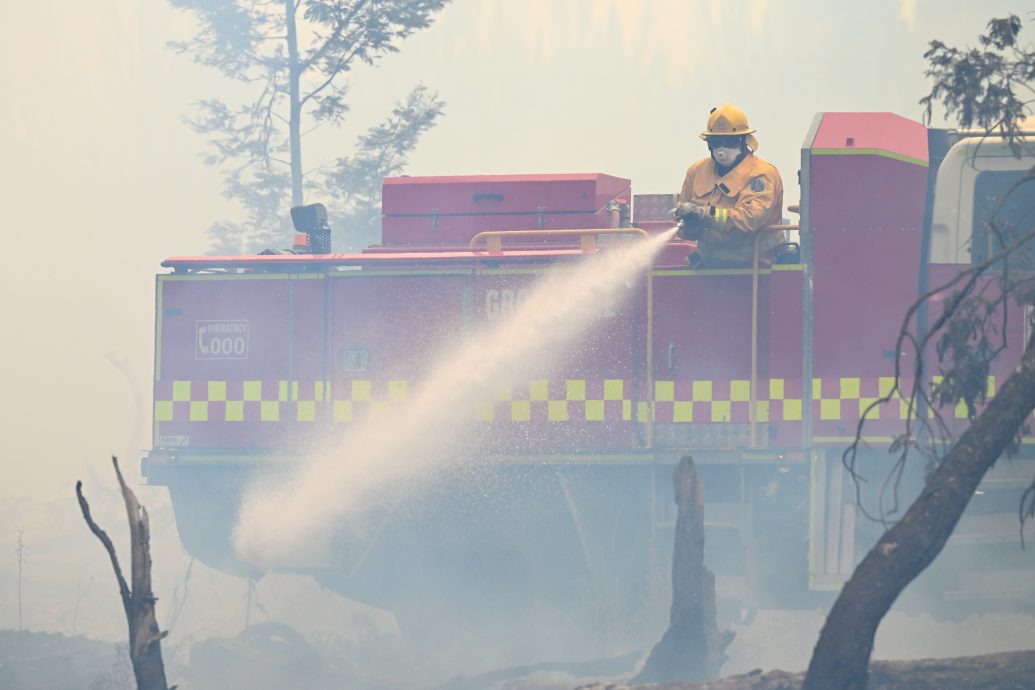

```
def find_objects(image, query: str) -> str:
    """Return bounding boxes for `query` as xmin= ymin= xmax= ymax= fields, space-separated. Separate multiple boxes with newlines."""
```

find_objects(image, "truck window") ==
xmin=971 ymin=170 xmax=1035 ymax=265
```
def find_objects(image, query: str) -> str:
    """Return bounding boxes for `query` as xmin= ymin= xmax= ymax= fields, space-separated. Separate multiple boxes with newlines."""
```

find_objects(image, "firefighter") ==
xmin=672 ymin=103 xmax=784 ymax=268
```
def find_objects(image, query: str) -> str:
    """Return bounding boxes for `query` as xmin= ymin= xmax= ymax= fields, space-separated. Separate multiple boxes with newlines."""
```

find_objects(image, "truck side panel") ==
xmin=468 ymin=267 xmax=647 ymax=452
xmin=808 ymin=114 xmax=929 ymax=444
xmin=154 ymin=274 xmax=324 ymax=451
xmin=650 ymin=268 xmax=805 ymax=450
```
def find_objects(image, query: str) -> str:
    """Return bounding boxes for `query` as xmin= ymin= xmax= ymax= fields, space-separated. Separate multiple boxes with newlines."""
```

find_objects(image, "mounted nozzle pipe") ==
xmin=606 ymin=197 xmax=630 ymax=229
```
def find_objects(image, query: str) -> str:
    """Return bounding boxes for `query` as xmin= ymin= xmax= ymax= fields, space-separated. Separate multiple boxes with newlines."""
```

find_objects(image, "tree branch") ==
xmin=843 ymin=168 xmax=1035 ymax=522
xmin=300 ymin=0 xmax=370 ymax=73
xmin=300 ymin=65 xmax=344 ymax=107
xmin=76 ymin=475 xmax=132 ymax=621
xmin=78 ymin=456 xmax=172 ymax=690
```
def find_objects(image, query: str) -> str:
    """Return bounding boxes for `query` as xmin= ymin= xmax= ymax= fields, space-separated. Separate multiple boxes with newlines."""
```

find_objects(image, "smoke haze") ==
xmin=3 ymin=1 xmax=1035 ymax=687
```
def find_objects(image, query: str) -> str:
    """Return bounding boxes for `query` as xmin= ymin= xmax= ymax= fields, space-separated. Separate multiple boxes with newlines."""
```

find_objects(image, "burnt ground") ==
xmin=0 ymin=625 xmax=401 ymax=690
xmin=573 ymin=650 xmax=1035 ymax=690
xmin=2 ymin=627 xmax=1035 ymax=690
xmin=0 ymin=629 xmax=123 ymax=690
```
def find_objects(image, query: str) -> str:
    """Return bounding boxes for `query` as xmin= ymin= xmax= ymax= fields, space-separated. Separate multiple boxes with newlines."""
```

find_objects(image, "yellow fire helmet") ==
xmin=701 ymin=103 xmax=759 ymax=151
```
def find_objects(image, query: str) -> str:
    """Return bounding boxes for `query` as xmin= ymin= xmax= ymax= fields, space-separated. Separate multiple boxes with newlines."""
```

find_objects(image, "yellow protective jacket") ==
xmin=677 ymin=152 xmax=784 ymax=266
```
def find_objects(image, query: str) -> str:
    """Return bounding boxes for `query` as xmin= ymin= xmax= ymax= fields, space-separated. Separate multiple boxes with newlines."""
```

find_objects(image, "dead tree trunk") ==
xmin=635 ymin=455 xmax=729 ymax=683
xmin=802 ymin=338 xmax=1035 ymax=690
xmin=77 ymin=456 xmax=172 ymax=690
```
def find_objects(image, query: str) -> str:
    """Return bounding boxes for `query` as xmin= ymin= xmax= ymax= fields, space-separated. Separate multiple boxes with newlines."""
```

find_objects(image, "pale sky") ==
xmin=0 ymin=0 xmax=1032 ymax=605
xmin=0 ymin=0 xmax=1030 ymax=483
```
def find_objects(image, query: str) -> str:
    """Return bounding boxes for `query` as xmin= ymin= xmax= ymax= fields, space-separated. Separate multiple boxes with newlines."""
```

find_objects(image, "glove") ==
xmin=672 ymin=202 xmax=707 ymax=221
xmin=677 ymin=221 xmax=703 ymax=241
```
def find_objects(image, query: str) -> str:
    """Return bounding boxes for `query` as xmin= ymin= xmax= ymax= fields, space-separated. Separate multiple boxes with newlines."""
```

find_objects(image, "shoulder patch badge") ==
xmin=750 ymin=178 xmax=765 ymax=193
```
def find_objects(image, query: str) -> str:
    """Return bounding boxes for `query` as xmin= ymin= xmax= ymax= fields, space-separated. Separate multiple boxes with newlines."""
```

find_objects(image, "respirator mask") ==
xmin=711 ymin=146 xmax=741 ymax=168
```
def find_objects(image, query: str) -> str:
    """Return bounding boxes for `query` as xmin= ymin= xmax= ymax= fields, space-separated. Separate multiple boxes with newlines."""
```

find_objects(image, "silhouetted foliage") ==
xmin=321 ymin=84 xmax=443 ymax=250
xmin=921 ymin=15 xmax=1034 ymax=143
xmin=169 ymin=0 xmax=449 ymax=253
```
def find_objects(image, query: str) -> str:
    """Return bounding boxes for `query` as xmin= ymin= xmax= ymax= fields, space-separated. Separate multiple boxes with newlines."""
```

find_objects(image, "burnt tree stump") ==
xmin=635 ymin=455 xmax=730 ymax=683
xmin=77 ymin=456 xmax=173 ymax=690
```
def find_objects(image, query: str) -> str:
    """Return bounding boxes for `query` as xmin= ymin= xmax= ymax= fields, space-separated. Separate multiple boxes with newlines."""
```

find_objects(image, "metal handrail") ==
xmin=750 ymin=222 xmax=800 ymax=448
xmin=468 ymin=227 xmax=649 ymax=254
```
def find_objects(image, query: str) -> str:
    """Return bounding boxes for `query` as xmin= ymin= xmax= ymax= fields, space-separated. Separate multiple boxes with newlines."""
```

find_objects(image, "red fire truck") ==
xmin=145 ymin=112 xmax=1035 ymax=654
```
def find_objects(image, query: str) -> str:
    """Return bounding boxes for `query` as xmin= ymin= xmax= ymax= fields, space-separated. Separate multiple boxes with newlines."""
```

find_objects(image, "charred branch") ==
xmin=77 ymin=456 xmax=173 ymax=690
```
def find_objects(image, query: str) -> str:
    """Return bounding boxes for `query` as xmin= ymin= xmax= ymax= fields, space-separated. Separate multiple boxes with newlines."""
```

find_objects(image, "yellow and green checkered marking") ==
xmin=475 ymin=378 xmax=636 ymax=422
xmin=154 ymin=376 xmax=997 ymax=424
xmin=810 ymin=377 xmax=886 ymax=422
xmin=808 ymin=375 xmax=996 ymax=422
xmin=154 ymin=378 xmax=642 ymax=424
xmin=156 ymin=379 xmax=341 ymax=423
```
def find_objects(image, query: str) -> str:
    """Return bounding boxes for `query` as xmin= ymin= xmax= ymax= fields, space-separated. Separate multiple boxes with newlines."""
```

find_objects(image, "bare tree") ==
xmin=16 ymin=529 xmax=24 ymax=631
xmin=77 ymin=457 xmax=173 ymax=690
xmin=802 ymin=15 xmax=1035 ymax=690
xmin=169 ymin=0 xmax=449 ymax=252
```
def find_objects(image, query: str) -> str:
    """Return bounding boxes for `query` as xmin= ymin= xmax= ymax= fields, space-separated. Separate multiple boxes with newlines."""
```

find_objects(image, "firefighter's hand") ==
xmin=677 ymin=219 xmax=704 ymax=241
xmin=672 ymin=202 xmax=707 ymax=221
